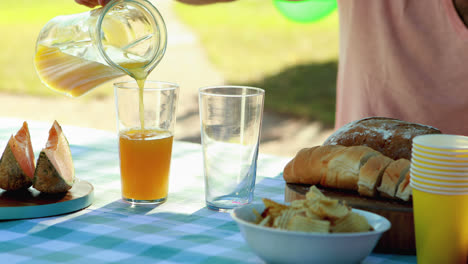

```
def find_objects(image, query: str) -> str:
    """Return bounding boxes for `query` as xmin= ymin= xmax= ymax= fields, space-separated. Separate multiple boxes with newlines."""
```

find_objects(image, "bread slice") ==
xmin=377 ymin=159 xmax=411 ymax=198
xmin=396 ymin=170 xmax=412 ymax=201
xmin=283 ymin=147 xmax=319 ymax=184
xmin=313 ymin=145 xmax=347 ymax=178
xmin=283 ymin=145 xmax=346 ymax=185
xmin=322 ymin=146 xmax=380 ymax=190
xmin=358 ymin=155 xmax=393 ymax=197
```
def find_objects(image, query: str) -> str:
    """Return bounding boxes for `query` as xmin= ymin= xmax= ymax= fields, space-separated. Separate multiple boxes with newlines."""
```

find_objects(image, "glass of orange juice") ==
xmin=115 ymin=81 xmax=178 ymax=205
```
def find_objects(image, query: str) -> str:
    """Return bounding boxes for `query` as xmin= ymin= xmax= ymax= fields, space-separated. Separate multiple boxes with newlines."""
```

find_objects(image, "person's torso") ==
xmin=335 ymin=0 xmax=468 ymax=135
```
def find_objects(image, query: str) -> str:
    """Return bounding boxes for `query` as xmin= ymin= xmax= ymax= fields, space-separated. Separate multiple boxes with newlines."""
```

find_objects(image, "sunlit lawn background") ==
xmin=0 ymin=1 xmax=88 ymax=94
xmin=0 ymin=0 xmax=339 ymax=126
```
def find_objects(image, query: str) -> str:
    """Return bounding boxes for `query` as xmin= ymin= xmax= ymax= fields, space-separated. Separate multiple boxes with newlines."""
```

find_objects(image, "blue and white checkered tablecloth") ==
xmin=0 ymin=118 xmax=416 ymax=263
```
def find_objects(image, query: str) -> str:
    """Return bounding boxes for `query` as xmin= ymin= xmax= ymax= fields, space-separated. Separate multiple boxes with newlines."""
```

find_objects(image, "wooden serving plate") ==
xmin=285 ymin=183 xmax=415 ymax=254
xmin=0 ymin=179 xmax=94 ymax=220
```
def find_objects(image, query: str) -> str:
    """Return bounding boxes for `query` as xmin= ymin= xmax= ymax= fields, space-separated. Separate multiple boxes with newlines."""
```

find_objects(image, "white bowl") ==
xmin=231 ymin=203 xmax=391 ymax=264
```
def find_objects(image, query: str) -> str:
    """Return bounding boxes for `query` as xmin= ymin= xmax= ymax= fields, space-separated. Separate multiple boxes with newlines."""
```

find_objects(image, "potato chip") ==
xmin=331 ymin=212 xmax=372 ymax=233
xmin=291 ymin=208 xmax=308 ymax=217
xmin=304 ymin=208 xmax=321 ymax=220
xmin=305 ymin=185 xmax=326 ymax=201
xmin=257 ymin=186 xmax=371 ymax=234
xmin=308 ymin=198 xmax=350 ymax=221
xmin=262 ymin=198 xmax=289 ymax=221
xmin=262 ymin=198 xmax=289 ymax=210
xmin=287 ymin=215 xmax=330 ymax=233
xmin=252 ymin=208 xmax=263 ymax=224
xmin=316 ymin=196 xmax=337 ymax=206
xmin=273 ymin=209 xmax=296 ymax=229
xmin=291 ymin=199 xmax=307 ymax=208
xmin=258 ymin=215 xmax=272 ymax=227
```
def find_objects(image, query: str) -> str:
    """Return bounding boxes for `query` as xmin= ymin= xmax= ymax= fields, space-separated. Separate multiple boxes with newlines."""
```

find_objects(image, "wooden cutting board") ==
xmin=0 ymin=179 xmax=94 ymax=220
xmin=285 ymin=183 xmax=416 ymax=255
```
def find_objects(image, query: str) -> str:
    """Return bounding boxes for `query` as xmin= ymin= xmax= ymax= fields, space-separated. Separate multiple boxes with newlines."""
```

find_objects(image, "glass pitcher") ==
xmin=34 ymin=0 xmax=167 ymax=97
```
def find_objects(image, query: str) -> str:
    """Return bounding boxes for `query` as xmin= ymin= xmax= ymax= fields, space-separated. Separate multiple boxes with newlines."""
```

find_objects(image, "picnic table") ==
xmin=0 ymin=118 xmax=416 ymax=263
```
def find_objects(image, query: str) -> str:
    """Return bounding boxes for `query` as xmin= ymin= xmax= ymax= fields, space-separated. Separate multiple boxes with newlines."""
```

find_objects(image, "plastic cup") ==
xmin=410 ymin=168 xmax=468 ymax=182
xmin=412 ymin=145 xmax=468 ymax=157
xmin=411 ymin=182 xmax=468 ymax=195
xmin=199 ymin=86 xmax=265 ymax=211
xmin=411 ymin=155 xmax=468 ymax=167
xmin=412 ymin=186 xmax=468 ymax=264
xmin=411 ymin=172 xmax=468 ymax=184
xmin=410 ymin=166 xmax=468 ymax=177
xmin=413 ymin=134 xmax=468 ymax=150
xmin=411 ymin=159 xmax=468 ymax=172
xmin=410 ymin=179 xmax=468 ymax=192
xmin=412 ymin=149 xmax=468 ymax=162
xmin=411 ymin=174 xmax=468 ymax=188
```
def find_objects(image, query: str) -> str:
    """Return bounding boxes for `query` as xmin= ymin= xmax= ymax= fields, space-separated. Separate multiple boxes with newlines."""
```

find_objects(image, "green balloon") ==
xmin=274 ymin=0 xmax=337 ymax=23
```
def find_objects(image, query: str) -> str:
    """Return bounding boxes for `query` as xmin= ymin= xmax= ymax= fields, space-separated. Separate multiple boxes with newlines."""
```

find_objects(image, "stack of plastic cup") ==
xmin=410 ymin=134 xmax=468 ymax=264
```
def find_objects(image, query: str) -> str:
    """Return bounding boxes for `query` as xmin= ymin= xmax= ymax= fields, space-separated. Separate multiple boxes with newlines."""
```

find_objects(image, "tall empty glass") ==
xmin=115 ymin=81 xmax=179 ymax=205
xmin=199 ymin=86 xmax=265 ymax=211
xmin=35 ymin=0 xmax=167 ymax=97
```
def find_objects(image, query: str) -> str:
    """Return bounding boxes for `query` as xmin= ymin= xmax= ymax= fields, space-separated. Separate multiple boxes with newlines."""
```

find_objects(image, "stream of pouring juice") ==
xmin=35 ymin=44 xmax=174 ymax=202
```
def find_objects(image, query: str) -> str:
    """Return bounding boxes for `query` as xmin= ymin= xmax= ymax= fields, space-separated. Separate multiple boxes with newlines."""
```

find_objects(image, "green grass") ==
xmin=174 ymin=0 xmax=339 ymax=126
xmin=0 ymin=0 xmax=339 ymax=125
xmin=0 ymin=0 xmax=109 ymax=98
xmin=0 ymin=25 xmax=42 ymax=94
xmin=0 ymin=0 xmax=88 ymax=24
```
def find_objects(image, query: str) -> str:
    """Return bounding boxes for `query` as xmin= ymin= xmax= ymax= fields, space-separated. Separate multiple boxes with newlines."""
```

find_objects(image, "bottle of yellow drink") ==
xmin=34 ymin=0 xmax=167 ymax=97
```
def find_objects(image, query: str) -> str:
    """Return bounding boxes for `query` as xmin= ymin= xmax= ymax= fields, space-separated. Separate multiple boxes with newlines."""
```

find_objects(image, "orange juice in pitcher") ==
xmin=34 ymin=0 xmax=167 ymax=97
xmin=35 ymin=45 xmax=126 ymax=97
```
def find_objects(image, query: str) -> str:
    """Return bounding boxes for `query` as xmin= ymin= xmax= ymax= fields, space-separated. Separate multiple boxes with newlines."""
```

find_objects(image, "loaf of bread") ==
xmin=323 ymin=117 xmax=441 ymax=160
xmin=283 ymin=145 xmax=412 ymax=201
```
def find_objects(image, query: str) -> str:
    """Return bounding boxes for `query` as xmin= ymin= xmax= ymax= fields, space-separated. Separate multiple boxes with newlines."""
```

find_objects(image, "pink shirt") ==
xmin=335 ymin=0 xmax=468 ymax=135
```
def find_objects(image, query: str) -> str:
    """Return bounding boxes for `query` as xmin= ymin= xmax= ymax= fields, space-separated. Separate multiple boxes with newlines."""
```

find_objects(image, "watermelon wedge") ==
xmin=33 ymin=120 xmax=75 ymax=193
xmin=0 ymin=122 xmax=36 ymax=191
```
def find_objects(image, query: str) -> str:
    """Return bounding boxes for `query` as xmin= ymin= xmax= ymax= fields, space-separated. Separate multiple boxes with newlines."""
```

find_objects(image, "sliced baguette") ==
xmin=377 ymin=159 xmax=411 ymax=198
xmin=321 ymin=146 xmax=380 ymax=190
xmin=283 ymin=147 xmax=319 ymax=184
xmin=283 ymin=145 xmax=412 ymax=201
xmin=396 ymin=170 xmax=412 ymax=201
xmin=358 ymin=155 xmax=393 ymax=197
xmin=283 ymin=145 xmax=346 ymax=185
